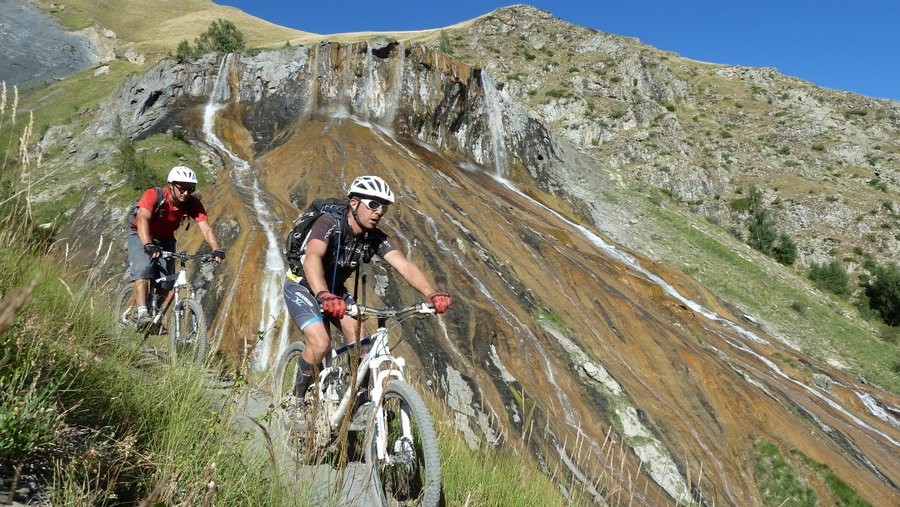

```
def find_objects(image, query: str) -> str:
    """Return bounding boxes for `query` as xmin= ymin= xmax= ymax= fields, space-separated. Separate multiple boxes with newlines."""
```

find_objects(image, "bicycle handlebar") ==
xmin=159 ymin=251 xmax=217 ymax=263
xmin=345 ymin=302 xmax=436 ymax=320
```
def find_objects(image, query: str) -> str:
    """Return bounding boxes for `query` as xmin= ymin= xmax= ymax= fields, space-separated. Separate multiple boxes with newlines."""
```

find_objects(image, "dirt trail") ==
xmin=212 ymin=376 xmax=381 ymax=506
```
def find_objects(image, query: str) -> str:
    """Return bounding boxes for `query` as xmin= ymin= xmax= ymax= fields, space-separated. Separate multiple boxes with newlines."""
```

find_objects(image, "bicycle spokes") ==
xmin=370 ymin=381 xmax=440 ymax=505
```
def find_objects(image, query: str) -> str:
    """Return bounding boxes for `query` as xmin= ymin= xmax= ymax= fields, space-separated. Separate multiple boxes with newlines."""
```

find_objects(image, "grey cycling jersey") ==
xmin=294 ymin=212 xmax=396 ymax=292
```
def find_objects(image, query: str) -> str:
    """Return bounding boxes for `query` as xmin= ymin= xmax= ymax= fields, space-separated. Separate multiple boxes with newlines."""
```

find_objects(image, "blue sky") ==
xmin=216 ymin=1 xmax=899 ymax=101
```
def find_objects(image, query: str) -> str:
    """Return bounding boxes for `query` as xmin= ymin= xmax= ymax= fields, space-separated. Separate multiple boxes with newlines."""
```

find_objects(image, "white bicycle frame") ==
xmin=148 ymin=252 xmax=198 ymax=333
xmin=314 ymin=303 xmax=434 ymax=462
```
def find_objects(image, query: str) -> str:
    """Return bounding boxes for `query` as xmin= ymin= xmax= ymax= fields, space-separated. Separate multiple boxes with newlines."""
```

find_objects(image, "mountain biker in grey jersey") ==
xmin=282 ymin=175 xmax=452 ymax=398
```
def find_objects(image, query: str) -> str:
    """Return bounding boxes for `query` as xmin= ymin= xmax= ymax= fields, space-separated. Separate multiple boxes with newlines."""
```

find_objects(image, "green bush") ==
xmin=170 ymin=125 xmax=189 ymax=143
xmin=746 ymin=188 xmax=772 ymax=244
xmin=174 ymin=40 xmax=196 ymax=62
xmin=865 ymin=262 xmax=900 ymax=326
xmin=809 ymin=260 xmax=851 ymax=298
xmin=439 ymin=30 xmax=453 ymax=55
xmin=0 ymin=366 xmax=63 ymax=465
xmin=117 ymin=137 xmax=154 ymax=191
xmin=773 ymin=233 xmax=798 ymax=265
xmin=195 ymin=19 xmax=246 ymax=54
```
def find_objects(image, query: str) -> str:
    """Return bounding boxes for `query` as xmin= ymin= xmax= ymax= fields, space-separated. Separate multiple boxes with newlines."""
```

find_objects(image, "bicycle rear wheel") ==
xmin=168 ymin=298 xmax=207 ymax=362
xmin=366 ymin=379 xmax=441 ymax=507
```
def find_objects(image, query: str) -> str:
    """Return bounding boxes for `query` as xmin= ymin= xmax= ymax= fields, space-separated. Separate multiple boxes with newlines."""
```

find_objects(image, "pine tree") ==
xmin=772 ymin=233 xmax=798 ymax=265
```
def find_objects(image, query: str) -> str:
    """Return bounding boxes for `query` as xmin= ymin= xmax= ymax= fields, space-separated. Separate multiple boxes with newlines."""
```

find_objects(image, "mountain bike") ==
xmin=272 ymin=302 xmax=442 ymax=506
xmin=114 ymin=251 xmax=215 ymax=362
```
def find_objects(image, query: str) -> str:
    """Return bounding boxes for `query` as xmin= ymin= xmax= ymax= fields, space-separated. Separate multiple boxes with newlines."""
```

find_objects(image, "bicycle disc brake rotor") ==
xmin=390 ymin=436 xmax=417 ymax=466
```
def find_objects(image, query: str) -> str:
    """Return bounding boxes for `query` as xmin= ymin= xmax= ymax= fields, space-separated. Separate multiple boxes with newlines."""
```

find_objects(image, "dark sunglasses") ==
xmin=358 ymin=198 xmax=389 ymax=212
xmin=173 ymin=182 xmax=196 ymax=193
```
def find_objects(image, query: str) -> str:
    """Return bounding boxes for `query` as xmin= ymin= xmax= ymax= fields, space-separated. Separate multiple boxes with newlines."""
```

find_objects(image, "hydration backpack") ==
xmin=284 ymin=198 xmax=349 ymax=275
xmin=284 ymin=197 xmax=376 ymax=276
xmin=126 ymin=186 xmax=165 ymax=229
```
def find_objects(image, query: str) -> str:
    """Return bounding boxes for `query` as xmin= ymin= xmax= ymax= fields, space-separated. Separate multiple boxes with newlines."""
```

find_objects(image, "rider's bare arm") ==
xmin=136 ymin=207 xmax=153 ymax=246
xmin=302 ymin=238 xmax=331 ymax=294
xmin=195 ymin=220 xmax=223 ymax=262
xmin=382 ymin=250 xmax=435 ymax=297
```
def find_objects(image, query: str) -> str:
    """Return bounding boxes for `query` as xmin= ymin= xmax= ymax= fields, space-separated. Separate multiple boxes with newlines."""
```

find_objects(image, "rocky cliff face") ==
xmin=49 ymin=38 xmax=900 ymax=505
xmin=448 ymin=6 xmax=900 ymax=270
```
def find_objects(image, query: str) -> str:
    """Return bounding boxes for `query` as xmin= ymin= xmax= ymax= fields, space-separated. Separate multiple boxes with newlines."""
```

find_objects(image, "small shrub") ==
xmin=843 ymin=108 xmax=868 ymax=119
xmin=868 ymin=178 xmax=888 ymax=192
xmin=812 ymin=143 xmax=825 ymax=151
xmin=546 ymin=89 xmax=567 ymax=99
xmin=728 ymin=198 xmax=750 ymax=213
xmin=790 ymin=301 xmax=807 ymax=314
xmin=777 ymin=146 xmax=791 ymax=156
xmin=170 ymin=125 xmax=189 ymax=143
xmin=866 ymin=262 xmax=900 ymax=326
xmin=0 ymin=368 xmax=64 ymax=465
xmin=773 ymin=233 xmax=798 ymax=265
xmin=174 ymin=40 xmax=196 ymax=62
xmin=809 ymin=260 xmax=851 ymax=299
xmin=439 ymin=30 xmax=453 ymax=55
xmin=117 ymin=137 xmax=153 ymax=191
xmin=195 ymin=19 xmax=246 ymax=54
xmin=879 ymin=324 xmax=899 ymax=344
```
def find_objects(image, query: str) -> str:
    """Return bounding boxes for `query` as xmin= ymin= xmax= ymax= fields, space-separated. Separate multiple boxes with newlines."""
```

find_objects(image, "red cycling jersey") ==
xmin=133 ymin=186 xmax=208 ymax=239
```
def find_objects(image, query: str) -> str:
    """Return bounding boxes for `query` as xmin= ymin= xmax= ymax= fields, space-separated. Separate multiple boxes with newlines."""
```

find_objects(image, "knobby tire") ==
xmin=367 ymin=379 xmax=441 ymax=507
xmin=168 ymin=298 xmax=207 ymax=363
xmin=113 ymin=284 xmax=136 ymax=329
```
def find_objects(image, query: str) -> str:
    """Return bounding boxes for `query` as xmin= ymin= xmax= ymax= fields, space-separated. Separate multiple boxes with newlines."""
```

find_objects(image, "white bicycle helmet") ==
xmin=348 ymin=175 xmax=395 ymax=203
xmin=167 ymin=165 xmax=198 ymax=184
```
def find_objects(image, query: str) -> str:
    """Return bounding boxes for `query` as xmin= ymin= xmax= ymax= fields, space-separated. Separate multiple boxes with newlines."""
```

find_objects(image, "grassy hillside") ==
xmin=32 ymin=0 xmax=307 ymax=57
xmin=0 ymin=204 xmax=565 ymax=503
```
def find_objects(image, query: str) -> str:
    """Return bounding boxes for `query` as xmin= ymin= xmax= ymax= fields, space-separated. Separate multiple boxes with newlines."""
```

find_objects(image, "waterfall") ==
xmin=202 ymin=53 xmax=290 ymax=371
xmin=481 ymin=72 xmax=509 ymax=177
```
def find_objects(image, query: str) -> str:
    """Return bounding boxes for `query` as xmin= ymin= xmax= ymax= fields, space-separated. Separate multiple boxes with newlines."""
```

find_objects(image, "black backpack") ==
xmin=284 ymin=198 xmax=349 ymax=275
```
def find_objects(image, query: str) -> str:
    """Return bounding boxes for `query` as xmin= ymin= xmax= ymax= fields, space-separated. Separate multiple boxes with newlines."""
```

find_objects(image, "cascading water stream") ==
xmin=481 ymin=73 xmax=509 ymax=177
xmin=202 ymin=54 xmax=290 ymax=371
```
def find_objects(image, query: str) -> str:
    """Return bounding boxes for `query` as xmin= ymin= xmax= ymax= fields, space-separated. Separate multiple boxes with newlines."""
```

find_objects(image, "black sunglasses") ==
xmin=358 ymin=198 xmax=389 ymax=211
xmin=173 ymin=182 xmax=196 ymax=193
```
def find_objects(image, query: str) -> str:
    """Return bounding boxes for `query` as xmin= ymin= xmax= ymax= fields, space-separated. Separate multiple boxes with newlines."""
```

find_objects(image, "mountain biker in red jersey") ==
xmin=126 ymin=166 xmax=225 ymax=323
xmin=283 ymin=175 xmax=452 ymax=398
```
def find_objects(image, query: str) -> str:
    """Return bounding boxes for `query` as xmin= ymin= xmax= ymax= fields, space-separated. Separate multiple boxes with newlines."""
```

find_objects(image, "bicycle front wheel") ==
xmin=168 ymin=298 xmax=207 ymax=362
xmin=366 ymin=380 xmax=441 ymax=507
xmin=273 ymin=341 xmax=306 ymax=405
xmin=113 ymin=283 xmax=137 ymax=329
